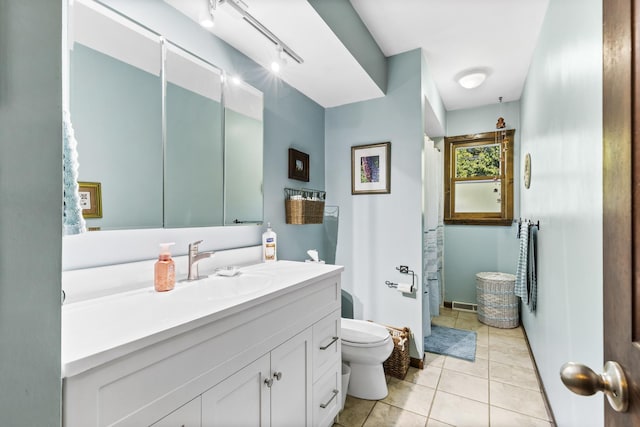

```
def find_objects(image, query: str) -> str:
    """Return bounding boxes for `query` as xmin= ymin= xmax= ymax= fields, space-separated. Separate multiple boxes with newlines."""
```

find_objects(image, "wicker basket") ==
xmin=382 ymin=325 xmax=411 ymax=380
xmin=476 ymin=272 xmax=519 ymax=328
xmin=284 ymin=188 xmax=326 ymax=224
xmin=285 ymin=199 xmax=325 ymax=224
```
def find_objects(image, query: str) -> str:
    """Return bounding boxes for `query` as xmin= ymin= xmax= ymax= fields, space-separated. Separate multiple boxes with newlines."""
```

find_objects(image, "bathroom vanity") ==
xmin=62 ymin=260 xmax=342 ymax=427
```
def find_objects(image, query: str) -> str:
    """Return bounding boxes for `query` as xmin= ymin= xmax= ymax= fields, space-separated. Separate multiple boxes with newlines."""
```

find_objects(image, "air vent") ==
xmin=451 ymin=301 xmax=478 ymax=312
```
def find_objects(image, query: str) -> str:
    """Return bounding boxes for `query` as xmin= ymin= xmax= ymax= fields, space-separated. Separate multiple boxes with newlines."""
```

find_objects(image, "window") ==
xmin=444 ymin=130 xmax=514 ymax=225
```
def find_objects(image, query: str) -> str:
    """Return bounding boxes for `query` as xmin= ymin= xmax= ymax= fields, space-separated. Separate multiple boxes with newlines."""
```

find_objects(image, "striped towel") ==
xmin=528 ymin=225 xmax=538 ymax=312
xmin=514 ymin=221 xmax=529 ymax=304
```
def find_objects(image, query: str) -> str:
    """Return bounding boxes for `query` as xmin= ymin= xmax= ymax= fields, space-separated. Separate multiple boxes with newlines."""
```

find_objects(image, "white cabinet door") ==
xmin=270 ymin=328 xmax=313 ymax=427
xmin=151 ymin=396 xmax=201 ymax=427
xmin=202 ymin=354 xmax=270 ymax=427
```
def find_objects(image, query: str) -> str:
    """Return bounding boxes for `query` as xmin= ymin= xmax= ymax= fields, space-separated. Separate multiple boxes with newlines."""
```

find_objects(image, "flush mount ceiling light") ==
xmin=199 ymin=0 xmax=216 ymax=28
xmin=458 ymin=71 xmax=487 ymax=89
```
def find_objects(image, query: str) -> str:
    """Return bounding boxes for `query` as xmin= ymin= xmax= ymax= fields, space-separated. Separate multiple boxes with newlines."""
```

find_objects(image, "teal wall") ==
xmin=519 ymin=0 xmax=603 ymax=425
xmin=165 ymin=82 xmax=224 ymax=228
xmin=422 ymin=54 xmax=446 ymax=136
xmin=0 ymin=1 xmax=63 ymax=425
xmin=444 ymin=101 xmax=520 ymax=304
xmin=224 ymin=109 xmax=263 ymax=224
xmin=325 ymin=49 xmax=429 ymax=357
xmin=71 ymin=43 xmax=163 ymax=229
xmin=308 ymin=0 xmax=387 ymax=94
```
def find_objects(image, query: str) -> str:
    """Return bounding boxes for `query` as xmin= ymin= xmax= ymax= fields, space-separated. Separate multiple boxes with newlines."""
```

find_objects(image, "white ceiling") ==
xmin=165 ymin=0 xmax=550 ymax=111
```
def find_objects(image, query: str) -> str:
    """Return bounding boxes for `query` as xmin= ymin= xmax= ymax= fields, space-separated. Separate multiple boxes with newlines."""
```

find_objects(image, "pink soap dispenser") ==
xmin=154 ymin=242 xmax=176 ymax=292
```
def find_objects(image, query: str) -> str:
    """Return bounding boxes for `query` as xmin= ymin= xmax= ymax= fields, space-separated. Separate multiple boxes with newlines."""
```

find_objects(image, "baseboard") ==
xmin=443 ymin=300 xmax=479 ymax=312
xmin=522 ymin=326 xmax=558 ymax=426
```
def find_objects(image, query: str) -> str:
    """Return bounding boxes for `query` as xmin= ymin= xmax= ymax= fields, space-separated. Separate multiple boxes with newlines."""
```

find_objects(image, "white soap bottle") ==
xmin=262 ymin=222 xmax=277 ymax=262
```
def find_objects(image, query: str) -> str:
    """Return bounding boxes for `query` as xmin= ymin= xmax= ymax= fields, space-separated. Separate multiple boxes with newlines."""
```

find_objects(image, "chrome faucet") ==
xmin=187 ymin=240 xmax=215 ymax=281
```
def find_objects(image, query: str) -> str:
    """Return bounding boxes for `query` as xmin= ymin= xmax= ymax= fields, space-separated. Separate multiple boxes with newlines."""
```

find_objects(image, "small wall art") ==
xmin=351 ymin=142 xmax=391 ymax=194
xmin=524 ymin=153 xmax=532 ymax=189
xmin=78 ymin=181 xmax=102 ymax=218
xmin=288 ymin=148 xmax=310 ymax=182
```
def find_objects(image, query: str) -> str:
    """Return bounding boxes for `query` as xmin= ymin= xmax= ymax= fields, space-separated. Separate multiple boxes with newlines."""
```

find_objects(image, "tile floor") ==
xmin=334 ymin=308 xmax=555 ymax=427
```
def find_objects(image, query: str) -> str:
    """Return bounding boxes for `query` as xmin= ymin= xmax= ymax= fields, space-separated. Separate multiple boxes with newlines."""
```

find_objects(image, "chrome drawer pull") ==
xmin=319 ymin=389 xmax=339 ymax=408
xmin=320 ymin=336 xmax=339 ymax=350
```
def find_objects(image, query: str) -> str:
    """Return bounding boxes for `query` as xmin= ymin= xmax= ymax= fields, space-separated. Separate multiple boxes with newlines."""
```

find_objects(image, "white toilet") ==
xmin=341 ymin=318 xmax=394 ymax=400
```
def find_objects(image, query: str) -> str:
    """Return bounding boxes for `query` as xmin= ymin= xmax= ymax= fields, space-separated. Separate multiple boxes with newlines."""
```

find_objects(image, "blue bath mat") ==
xmin=424 ymin=325 xmax=477 ymax=361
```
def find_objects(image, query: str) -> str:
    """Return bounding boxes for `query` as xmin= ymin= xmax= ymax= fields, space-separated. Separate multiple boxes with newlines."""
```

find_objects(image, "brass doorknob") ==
xmin=560 ymin=361 xmax=628 ymax=412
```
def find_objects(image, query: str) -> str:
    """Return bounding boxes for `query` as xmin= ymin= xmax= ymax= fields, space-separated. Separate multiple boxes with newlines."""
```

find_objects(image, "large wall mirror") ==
xmin=223 ymin=79 xmax=264 ymax=225
xmin=68 ymin=0 xmax=263 ymax=231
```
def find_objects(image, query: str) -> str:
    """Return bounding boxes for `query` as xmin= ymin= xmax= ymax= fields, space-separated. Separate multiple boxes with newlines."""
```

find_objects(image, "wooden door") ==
xmin=602 ymin=0 xmax=640 ymax=424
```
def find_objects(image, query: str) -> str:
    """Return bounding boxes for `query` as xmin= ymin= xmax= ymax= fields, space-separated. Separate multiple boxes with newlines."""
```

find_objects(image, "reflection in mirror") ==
xmin=70 ymin=0 xmax=163 ymax=230
xmin=224 ymin=79 xmax=264 ymax=225
xmin=68 ymin=0 xmax=264 ymax=231
xmin=164 ymin=43 xmax=223 ymax=227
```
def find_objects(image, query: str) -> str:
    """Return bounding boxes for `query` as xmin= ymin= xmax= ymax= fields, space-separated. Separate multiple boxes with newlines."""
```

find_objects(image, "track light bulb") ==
xmin=270 ymin=45 xmax=287 ymax=74
xmin=199 ymin=0 xmax=216 ymax=28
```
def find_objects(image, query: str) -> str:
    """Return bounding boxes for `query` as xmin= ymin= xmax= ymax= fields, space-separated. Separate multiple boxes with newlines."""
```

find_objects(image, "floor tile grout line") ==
xmin=432 ymin=387 xmax=491 ymax=408
xmin=489 ymin=378 xmax=542 ymax=392
xmin=489 ymin=402 xmax=554 ymax=422
xmin=360 ymin=399 xmax=377 ymax=427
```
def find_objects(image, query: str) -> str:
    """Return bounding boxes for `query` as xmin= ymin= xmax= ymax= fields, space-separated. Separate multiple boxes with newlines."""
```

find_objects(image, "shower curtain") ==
xmin=423 ymin=137 xmax=444 ymax=322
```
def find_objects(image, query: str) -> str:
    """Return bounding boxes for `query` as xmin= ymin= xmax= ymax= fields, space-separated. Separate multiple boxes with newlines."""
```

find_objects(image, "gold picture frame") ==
xmin=351 ymin=142 xmax=391 ymax=194
xmin=78 ymin=181 xmax=102 ymax=218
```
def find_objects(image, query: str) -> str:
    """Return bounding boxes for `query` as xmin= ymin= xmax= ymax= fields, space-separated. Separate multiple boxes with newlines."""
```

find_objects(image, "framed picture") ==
xmin=288 ymin=148 xmax=310 ymax=182
xmin=351 ymin=142 xmax=391 ymax=194
xmin=78 ymin=181 xmax=102 ymax=218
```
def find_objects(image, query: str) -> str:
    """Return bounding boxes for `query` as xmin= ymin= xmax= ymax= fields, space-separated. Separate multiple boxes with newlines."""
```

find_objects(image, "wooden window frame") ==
xmin=444 ymin=130 xmax=514 ymax=226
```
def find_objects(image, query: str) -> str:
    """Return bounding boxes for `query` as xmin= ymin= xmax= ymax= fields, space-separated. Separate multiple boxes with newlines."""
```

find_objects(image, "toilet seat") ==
xmin=341 ymin=318 xmax=390 ymax=345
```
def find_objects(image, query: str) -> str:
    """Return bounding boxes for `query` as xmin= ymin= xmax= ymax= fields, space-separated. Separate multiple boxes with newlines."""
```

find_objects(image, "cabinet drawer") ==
xmin=313 ymin=367 xmax=340 ymax=427
xmin=312 ymin=310 xmax=340 ymax=381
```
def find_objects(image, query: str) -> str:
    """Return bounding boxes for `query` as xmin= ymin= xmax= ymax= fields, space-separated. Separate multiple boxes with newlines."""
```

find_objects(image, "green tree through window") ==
xmin=455 ymin=144 xmax=500 ymax=178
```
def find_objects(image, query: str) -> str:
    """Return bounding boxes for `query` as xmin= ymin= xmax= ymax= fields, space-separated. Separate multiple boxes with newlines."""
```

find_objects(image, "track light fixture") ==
xmin=220 ymin=0 xmax=304 ymax=65
xmin=199 ymin=0 xmax=216 ymax=28
xmin=270 ymin=45 xmax=287 ymax=73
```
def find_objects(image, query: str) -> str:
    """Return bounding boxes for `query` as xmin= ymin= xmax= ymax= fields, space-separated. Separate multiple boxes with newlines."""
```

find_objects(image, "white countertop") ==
xmin=62 ymin=260 xmax=343 ymax=378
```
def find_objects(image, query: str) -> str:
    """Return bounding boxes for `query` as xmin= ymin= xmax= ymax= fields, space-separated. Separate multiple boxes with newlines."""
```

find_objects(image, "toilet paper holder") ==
xmin=385 ymin=265 xmax=416 ymax=293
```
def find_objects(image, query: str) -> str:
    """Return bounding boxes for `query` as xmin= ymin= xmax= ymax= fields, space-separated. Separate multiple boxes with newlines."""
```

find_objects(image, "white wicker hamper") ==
xmin=476 ymin=272 xmax=519 ymax=328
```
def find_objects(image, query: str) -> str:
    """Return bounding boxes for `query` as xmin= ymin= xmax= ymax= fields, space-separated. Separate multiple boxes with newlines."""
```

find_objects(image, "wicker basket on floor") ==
xmin=382 ymin=325 xmax=411 ymax=380
xmin=476 ymin=272 xmax=519 ymax=328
